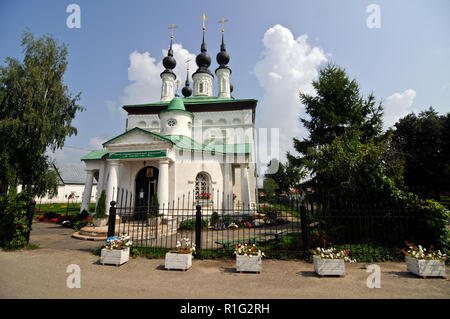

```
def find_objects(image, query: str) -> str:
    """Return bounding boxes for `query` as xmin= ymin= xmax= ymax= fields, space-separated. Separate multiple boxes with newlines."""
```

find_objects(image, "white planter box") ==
xmin=165 ymin=252 xmax=192 ymax=271
xmin=100 ymin=248 xmax=129 ymax=266
xmin=313 ymin=256 xmax=345 ymax=276
xmin=406 ymin=256 xmax=446 ymax=278
xmin=236 ymin=255 xmax=262 ymax=273
xmin=93 ymin=218 xmax=108 ymax=227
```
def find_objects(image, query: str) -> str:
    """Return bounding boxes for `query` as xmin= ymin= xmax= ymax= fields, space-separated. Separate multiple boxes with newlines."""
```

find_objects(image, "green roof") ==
xmin=159 ymin=97 xmax=194 ymax=117
xmin=167 ymin=97 xmax=186 ymax=111
xmin=81 ymin=149 xmax=109 ymax=161
xmin=102 ymin=127 xmax=173 ymax=146
xmin=123 ymin=96 xmax=257 ymax=109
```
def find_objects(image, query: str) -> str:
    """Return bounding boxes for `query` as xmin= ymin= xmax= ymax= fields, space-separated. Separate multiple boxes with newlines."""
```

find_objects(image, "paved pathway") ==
xmin=0 ymin=222 xmax=449 ymax=299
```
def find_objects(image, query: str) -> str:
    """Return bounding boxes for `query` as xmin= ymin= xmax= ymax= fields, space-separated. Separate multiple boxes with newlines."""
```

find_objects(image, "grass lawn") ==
xmin=35 ymin=202 xmax=96 ymax=216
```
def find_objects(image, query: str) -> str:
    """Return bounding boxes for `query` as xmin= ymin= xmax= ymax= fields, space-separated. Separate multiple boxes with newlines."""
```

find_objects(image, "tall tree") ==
xmin=288 ymin=63 xmax=383 ymax=167
xmin=392 ymin=107 xmax=450 ymax=200
xmin=265 ymin=159 xmax=307 ymax=194
xmin=0 ymin=30 xmax=84 ymax=196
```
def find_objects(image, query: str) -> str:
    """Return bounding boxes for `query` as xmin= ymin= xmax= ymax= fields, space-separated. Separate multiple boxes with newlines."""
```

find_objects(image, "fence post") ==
xmin=26 ymin=200 xmax=36 ymax=244
xmin=195 ymin=205 xmax=202 ymax=250
xmin=300 ymin=201 xmax=310 ymax=252
xmin=107 ymin=201 xmax=116 ymax=237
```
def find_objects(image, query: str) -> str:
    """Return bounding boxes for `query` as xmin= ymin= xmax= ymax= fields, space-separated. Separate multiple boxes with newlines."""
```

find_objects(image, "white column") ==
xmin=240 ymin=164 xmax=251 ymax=210
xmin=157 ymin=159 xmax=169 ymax=211
xmin=81 ymin=169 xmax=95 ymax=213
xmin=223 ymin=163 xmax=233 ymax=211
xmin=105 ymin=160 xmax=120 ymax=210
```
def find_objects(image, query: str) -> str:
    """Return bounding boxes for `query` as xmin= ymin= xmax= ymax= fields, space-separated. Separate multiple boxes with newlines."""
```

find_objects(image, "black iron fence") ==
xmin=106 ymin=189 xmax=449 ymax=259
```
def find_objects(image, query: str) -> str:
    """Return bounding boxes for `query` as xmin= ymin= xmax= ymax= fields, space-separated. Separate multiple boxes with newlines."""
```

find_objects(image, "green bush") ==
xmin=0 ymin=191 xmax=31 ymax=250
xmin=95 ymin=190 xmax=107 ymax=219
xmin=210 ymin=211 xmax=220 ymax=226
xmin=178 ymin=218 xmax=208 ymax=230
xmin=147 ymin=194 xmax=159 ymax=218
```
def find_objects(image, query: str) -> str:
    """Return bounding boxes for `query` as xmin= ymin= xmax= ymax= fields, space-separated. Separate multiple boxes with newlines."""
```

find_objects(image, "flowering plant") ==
xmin=198 ymin=193 xmax=211 ymax=200
xmin=227 ymin=222 xmax=238 ymax=229
xmin=234 ymin=243 xmax=265 ymax=258
xmin=173 ymin=237 xmax=196 ymax=254
xmin=233 ymin=193 xmax=237 ymax=200
xmin=105 ymin=234 xmax=132 ymax=250
xmin=403 ymin=241 xmax=447 ymax=262
xmin=312 ymin=247 xmax=356 ymax=262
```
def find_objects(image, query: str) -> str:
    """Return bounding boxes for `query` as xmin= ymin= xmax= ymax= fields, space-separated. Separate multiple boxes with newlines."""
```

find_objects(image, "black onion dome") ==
xmin=163 ymin=55 xmax=176 ymax=70
xmin=182 ymin=85 xmax=192 ymax=97
xmin=216 ymin=50 xmax=230 ymax=66
xmin=215 ymin=33 xmax=231 ymax=74
xmin=161 ymin=39 xmax=176 ymax=78
xmin=193 ymin=32 xmax=213 ymax=77
xmin=196 ymin=52 xmax=211 ymax=68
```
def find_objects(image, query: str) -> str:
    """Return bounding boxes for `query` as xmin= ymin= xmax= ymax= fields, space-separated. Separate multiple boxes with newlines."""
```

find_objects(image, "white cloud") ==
xmin=88 ymin=137 xmax=106 ymax=149
xmin=46 ymin=147 xmax=88 ymax=167
xmin=383 ymin=89 xmax=416 ymax=128
xmin=120 ymin=43 xmax=196 ymax=106
xmin=254 ymin=24 xmax=328 ymax=170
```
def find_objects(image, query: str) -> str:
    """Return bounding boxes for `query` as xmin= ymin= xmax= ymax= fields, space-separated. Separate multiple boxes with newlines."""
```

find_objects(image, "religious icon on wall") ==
xmin=146 ymin=167 xmax=154 ymax=178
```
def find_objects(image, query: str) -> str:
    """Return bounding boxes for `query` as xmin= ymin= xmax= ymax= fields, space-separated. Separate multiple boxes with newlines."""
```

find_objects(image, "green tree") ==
xmin=263 ymin=178 xmax=278 ymax=199
xmin=265 ymin=159 xmax=307 ymax=194
xmin=288 ymin=63 xmax=383 ymax=168
xmin=95 ymin=190 xmax=107 ymax=219
xmin=0 ymin=30 xmax=83 ymax=196
xmin=304 ymin=131 xmax=404 ymax=197
xmin=0 ymin=30 xmax=83 ymax=249
xmin=392 ymin=107 xmax=450 ymax=200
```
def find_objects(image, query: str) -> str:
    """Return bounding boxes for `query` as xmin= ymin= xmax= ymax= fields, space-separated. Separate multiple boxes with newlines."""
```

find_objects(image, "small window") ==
xmin=195 ymin=172 xmax=210 ymax=200
xmin=199 ymin=82 xmax=204 ymax=93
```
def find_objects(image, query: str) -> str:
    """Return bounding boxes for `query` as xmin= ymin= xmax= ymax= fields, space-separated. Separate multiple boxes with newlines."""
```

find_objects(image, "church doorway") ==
xmin=135 ymin=166 xmax=159 ymax=219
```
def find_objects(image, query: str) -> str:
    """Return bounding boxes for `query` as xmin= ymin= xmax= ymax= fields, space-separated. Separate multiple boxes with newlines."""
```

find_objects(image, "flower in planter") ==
xmin=403 ymin=241 xmax=447 ymax=262
xmin=105 ymin=234 xmax=132 ymax=250
xmin=234 ymin=243 xmax=265 ymax=258
xmin=173 ymin=238 xmax=196 ymax=254
xmin=233 ymin=193 xmax=237 ymax=201
xmin=312 ymin=247 xmax=356 ymax=262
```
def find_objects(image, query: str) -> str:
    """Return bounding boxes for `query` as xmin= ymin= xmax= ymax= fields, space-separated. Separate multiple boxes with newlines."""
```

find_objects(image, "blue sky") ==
xmin=1 ymin=0 xmax=449 ymax=168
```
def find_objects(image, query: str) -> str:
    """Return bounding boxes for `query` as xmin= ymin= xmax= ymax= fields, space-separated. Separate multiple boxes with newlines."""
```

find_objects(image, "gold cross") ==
xmin=168 ymin=24 xmax=178 ymax=39
xmin=200 ymin=13 xmax=207 ymax=30
xmin=185 ymin=57 xmax=192 ymax=71
xmin=176 ymin=79 xmax=180 ymax=90
xmin=217 ymin=17 xmax=229 ymax=33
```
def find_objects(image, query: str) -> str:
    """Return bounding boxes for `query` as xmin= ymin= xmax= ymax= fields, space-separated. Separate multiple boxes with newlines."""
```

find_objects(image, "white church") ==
xmin=80 ymin=22 xmax=258 ymax=213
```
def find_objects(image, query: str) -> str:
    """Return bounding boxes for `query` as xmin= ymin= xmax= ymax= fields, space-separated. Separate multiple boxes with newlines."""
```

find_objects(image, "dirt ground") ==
xmin=0 ymin=222 xmax=449 ymax=299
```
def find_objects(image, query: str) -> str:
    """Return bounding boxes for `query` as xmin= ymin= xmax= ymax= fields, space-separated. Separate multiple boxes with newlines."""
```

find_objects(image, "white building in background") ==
xmin=80 ymin=24 xmax=258 ymax=213
xmin=34 ymin=164 xmax=97 ymax=204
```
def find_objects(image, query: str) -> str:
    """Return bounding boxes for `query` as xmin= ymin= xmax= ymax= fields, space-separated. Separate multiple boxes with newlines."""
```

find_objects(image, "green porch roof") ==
xmin=87 ymin=127 xmax=251 ymax=158
xmin=80 ymin=149 xmax=109 ymax=161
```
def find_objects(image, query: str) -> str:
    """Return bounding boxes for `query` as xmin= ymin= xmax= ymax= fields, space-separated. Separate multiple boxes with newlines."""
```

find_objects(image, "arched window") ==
xmin=195 ymin=172 xmax=210 ymax=200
